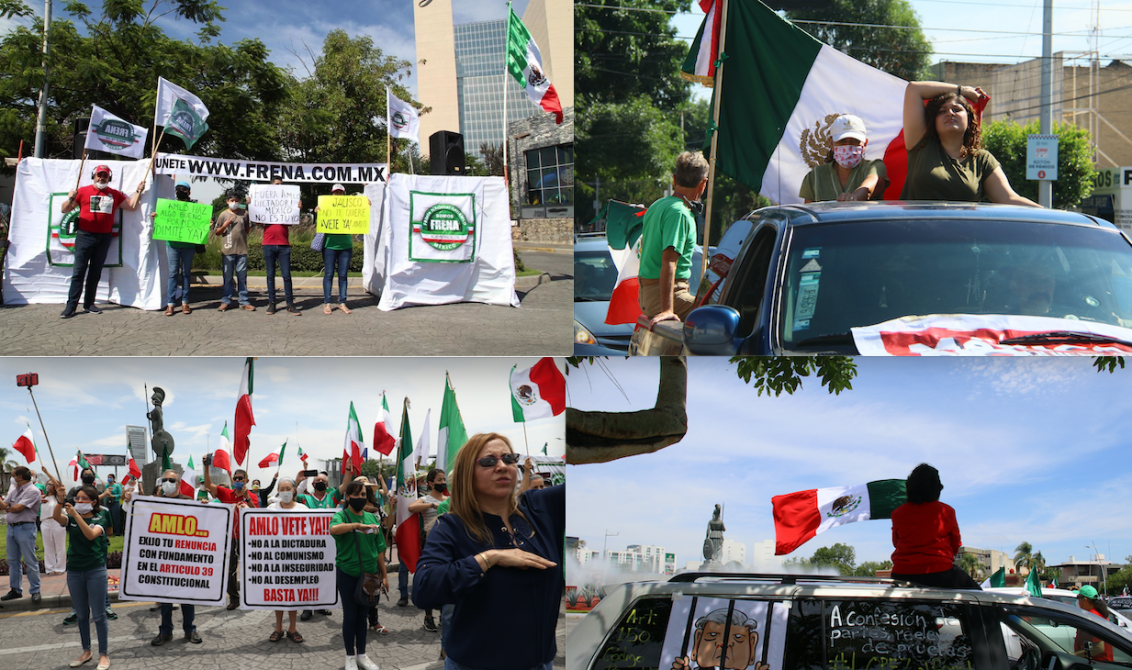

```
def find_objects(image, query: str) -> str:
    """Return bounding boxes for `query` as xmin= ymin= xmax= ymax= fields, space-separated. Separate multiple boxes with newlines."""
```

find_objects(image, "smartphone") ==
xmin=303 ymin=469 xmax=318 ymax=477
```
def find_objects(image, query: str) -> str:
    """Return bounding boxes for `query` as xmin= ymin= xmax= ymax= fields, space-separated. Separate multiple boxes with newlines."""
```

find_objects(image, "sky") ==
xmin=566 ymin=357 xmax=1132 ymax=575
xmin=0 ymin=356 xmax=563 ymax=488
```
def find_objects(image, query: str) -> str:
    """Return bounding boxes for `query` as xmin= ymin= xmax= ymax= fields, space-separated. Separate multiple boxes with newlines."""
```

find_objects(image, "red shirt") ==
xmin=1075 ymin=609 xmax=1114 ymax=662
xmin=215 ymin=486 xmax=255 ymax=538
xmin=890 ymin=501 xmax=961 ymax=574
xmin=262 ymin=224 xmax=290 ymax=246
xmin=75 ymin=185 xmax=127 ymax=233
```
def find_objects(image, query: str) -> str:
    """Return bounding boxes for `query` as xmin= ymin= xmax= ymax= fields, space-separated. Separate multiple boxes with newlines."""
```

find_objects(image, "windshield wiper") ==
xmin=795 ymin=332 xmax=857 ymax=347
xmin=574 ymin=297 xmax=599 ymax=302
xmin=999 ymin=331 xmax=1132 ymax=347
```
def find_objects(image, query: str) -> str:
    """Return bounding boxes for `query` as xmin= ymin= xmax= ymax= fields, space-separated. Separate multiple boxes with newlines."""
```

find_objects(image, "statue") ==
xmin=148 ymin=387 xmax=175 ymax=458
xmin=703 ymin=504 xmax=725 ymax=565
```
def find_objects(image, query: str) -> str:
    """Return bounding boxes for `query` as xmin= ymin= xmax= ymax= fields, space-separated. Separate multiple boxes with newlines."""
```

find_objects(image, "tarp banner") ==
xmin=153 ymin=198 xmax=212 ymax=244
xmin=239 ymin=509 xmax=340 ymax=611
xmin=377 ymin=174 xmax=519 ymax=310
xmin=361 ymin=182 xmax=389 ymax=297
xmin=155 ymin=153 xmax=387 ymax=184
xmin=249 ymin=184 xmax=301 ymax=225
xmin=118 ymin=496 xmax=234 ymax=606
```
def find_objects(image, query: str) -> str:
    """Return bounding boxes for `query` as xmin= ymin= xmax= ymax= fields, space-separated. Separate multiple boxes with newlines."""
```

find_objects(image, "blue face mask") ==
xmin=234 ymin=481 xmax=245 ymax=490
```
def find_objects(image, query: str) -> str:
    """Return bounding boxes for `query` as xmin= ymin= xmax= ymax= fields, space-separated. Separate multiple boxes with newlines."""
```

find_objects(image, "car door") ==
xmin=993 ymin=604 xmax=1132 ymax=670
xmin=714 ymin=214 xmax=786 ymax=351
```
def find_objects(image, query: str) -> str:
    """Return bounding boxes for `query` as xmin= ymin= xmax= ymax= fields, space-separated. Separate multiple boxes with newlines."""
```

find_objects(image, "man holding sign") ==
xmin=152 ymin=181 xmax=210 ymax=316
xmin=213 ymin=189 xmax=254 ymax=311
xmin=250 ymin=178 xmax=302 ymax=316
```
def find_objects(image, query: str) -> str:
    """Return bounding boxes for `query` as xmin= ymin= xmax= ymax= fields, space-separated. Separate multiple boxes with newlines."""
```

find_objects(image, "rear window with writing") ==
xmin=591 ymin=596 xmax=672 ymax=670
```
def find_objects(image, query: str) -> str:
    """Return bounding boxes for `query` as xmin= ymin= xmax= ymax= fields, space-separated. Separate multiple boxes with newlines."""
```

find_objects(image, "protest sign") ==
xmin=118 ymin=496 xmax=233 ymax=606
xmin=250 ymin=184 xmax=301 ymax=225
xmin=152 ymin=198 xmax=212 ymax=244
xmin=317 ymin=195 xmax=370 ymax=234
xmin=240 ymin=509 xmax=339 ymax=611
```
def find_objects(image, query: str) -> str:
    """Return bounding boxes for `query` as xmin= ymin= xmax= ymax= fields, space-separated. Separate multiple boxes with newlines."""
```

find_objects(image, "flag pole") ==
xmin=386 ymin=87 xmax=393 ymax=175
xmin=25 ymin=386 xmax=64 ymax=484
xmin=501 ymin=1 xmax=511 ymax=184
xmin=73 ymin=148 xmax=88 ymax=193
xmin=522 ymin=420 xmax=530 ymax=457
xmin=700 ymin=0 xmax=730 ymax=284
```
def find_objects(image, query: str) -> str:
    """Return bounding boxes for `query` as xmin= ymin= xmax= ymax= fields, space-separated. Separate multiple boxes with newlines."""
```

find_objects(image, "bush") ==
xmin=194 ymin=224 xmax=364 ymax=273
xmin=982 ymin=118 xmax=1096 ymax=209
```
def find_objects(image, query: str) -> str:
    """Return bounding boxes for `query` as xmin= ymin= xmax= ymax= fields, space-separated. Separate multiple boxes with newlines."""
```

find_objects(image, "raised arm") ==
xmin=903 ymin=81 xmax=983 ymax=150
xmin=119 ymin=183 xmax=146 ymax=212
xmin=983 ymin=167 xmax=1041 ymax=207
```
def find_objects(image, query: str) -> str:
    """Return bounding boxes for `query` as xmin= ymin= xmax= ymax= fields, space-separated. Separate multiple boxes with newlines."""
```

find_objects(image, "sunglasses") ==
xmin=161 ymin=477 xmax=177 ymax=483
xmin=233 ymin=477 xmax=245 ymax=482
xmin=475 ymin=453 xmax=520 ymax=468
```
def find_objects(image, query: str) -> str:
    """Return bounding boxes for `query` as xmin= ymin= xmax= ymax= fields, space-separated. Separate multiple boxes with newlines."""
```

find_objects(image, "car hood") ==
xmin=574 ymin=301 xmax=634 ymax=340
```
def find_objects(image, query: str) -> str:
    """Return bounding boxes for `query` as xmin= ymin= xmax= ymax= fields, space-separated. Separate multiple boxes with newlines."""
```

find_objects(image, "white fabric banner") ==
xmin=240 ymin=509 xmax=340 ymax=611
xmin=118 ymin=496 xmax=234 ymax=607
xmin=85 ymin=106 xmax=148 ymax=159
xmin=2 ymin=158 xmax=166 ymax=309
xmin=851 ymin=314 xmax=1132 ymax=355
xmin=155 ymin=153 xmax=387 ymax=184
xmin=377 ymin=174 xmax=519 ymax=310
xmin=361 ymin=182 xmax=389 ymax=296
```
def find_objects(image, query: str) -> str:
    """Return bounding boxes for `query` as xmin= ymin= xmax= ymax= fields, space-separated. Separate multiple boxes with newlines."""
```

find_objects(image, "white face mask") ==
xmin=73 ymin=502 xmax=93 ymax=515
xmin=94 ymin=181 xmax=109 ymax=190
xmin=162 ymin=481 xmax=178 ymax=496
xmin=228 ymin=202 xmax=239 ymax=210
xmin=278 ymin=491 xmax=294 ymax=504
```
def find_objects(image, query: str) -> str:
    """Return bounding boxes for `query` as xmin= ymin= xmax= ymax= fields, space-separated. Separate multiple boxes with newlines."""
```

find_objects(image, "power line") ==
xmin=575 ymin=1 xmax=1132 ymax=14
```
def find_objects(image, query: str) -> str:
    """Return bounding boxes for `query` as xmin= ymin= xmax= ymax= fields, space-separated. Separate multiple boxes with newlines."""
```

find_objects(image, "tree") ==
xmin=982 ymin=119 xmax=1096 ymax=209
xmin=854 ymin=560 xmax=893 ymax=577
xmin=958 ymin=552 xmax=983 ymax=581
xmin=786 ymin=0 xmax=933 ymax=81
xmin=810 ymin=543 xmax=857 ymax=575
xmin=478 ymin=142 xmax=505 ymax=177
xmin=1014 ymin=541 xmax=1034 ymax=575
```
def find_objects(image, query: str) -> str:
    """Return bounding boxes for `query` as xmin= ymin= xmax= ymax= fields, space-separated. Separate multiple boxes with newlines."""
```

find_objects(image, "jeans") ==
xmin=6 ymin=522 xmax=40 ymax=594
xmin=68 ymin=566 xmax=108 ymax=656
xmin=227 ymin=542 xmax=240 ymax=599
xmin=221 ymin=254 xmax=250 ymax=305
xmin=336 ymin=567 xmax=368 ymax=656
xmin=445 ymin=659 xmax=553 ymax=670
xmin=263 ymin=244 xmax=293 ymax=304
xmin=166 ymin=244 xmax=195 ymax=305
xmin=159 ymin=602 xmax=196 ymax=636
xmin=323 ymin=247 xmax=351 ymax=304
xmin=105 ymin=500 xmax=122 ymax=536
xmin=67 ymin=230 xmax=113 ymax=309
xmin=398 ymin=560 xmax=409 ymax=598
xmin=440 ymin=603 xmax=455 ymax=651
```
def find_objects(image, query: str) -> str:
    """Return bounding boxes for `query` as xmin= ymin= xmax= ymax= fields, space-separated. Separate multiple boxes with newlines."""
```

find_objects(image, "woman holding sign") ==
xmin=266 ymin=478 xmax=308 ymax=643
xmin=414 ymin=433 xmax=565 ymax=670
xmin=318 ymin=184 xmax=354 ymax=315
xmin=330 ymin=480 xmax=389 ymax=670
xmin=50 ymin=484 xmax=112 ymax=670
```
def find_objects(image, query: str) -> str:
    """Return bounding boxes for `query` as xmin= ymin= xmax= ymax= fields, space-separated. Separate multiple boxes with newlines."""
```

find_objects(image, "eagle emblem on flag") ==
xmin=799 ymin=113 xmax=844 ymax=168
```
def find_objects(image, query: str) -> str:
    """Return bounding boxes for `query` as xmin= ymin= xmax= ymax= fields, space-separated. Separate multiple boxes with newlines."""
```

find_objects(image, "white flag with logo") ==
xmin=387 ymin=88 xmax=420 ymax=144
xmin=85 ymin=105 xmax=148 ymax=159
xmin=155 ymin=77 xmax=210 ymax=128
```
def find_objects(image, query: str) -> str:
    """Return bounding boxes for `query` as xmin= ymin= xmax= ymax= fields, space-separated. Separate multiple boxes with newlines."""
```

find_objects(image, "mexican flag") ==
xmin=510 ymin=358 xmax=566 ymax=421
xmin=1025 ymin=566 xmax=1043 ymax=598
xmin=344 ymin=403 xmax=364 ymax=474
xmin=12 ymin=427 xmax=36 ymax=463
xmin=234 ymin=358 xmax=255 ymax=466
xmin=155 ymin=77 xmax=210 ymax=150
xmin=436 ymin=376 xmax=469 ymax=474
xmin=685 ymin=0 xmax=908 ymax=204
xmin=680 ymin=0 xmax=723 ymax=86
xmin=298 ymin=446 xmax=308 ymax=464
xmin=772 ymin=478 xmax=906 ymax=555
xmin=372 ymin=393 xmax=397 ymax=457
xmin=506 ymin=7 xmax=563 ymax=124
xmin=980 ymin=566 xmax=1006 ymax=589
xmin=214 ymin=423 xmax=234 ymax=476
xmin=259 ymin=441 xmax=285 ymax=469
xmin=182 ymin=456 xmax=200 ymax=495
xmin=415 ymin=409 xmax=432 ymax=466
xmin=127 ymin=457 xmax=141 ymax=482
xmin=394 ymin=402 xmax=421 ymax=573
xmin=600 ymin=202 xmax=648 ymax=326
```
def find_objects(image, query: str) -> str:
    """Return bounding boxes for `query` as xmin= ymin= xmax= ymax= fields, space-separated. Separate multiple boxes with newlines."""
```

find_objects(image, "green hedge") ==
xmin=192 ymin=225 xmax=363 ymax=273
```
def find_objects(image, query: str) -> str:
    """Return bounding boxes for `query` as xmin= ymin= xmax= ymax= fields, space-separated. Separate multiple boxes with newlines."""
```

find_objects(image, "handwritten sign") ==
xmin=240 ymin=509 xmax=339 ymax=611
xmin=317 ymin=195 xmax=370 ymax=234
xmin=118 ymin=496 xmax=233 ymax=606
xmin=249 ymin=184 xmax=301 ymax=224
xmin=152 ymin=198 xmax=212 ymax=244
xmin=826 ymin=601 xmax=973 ymax=669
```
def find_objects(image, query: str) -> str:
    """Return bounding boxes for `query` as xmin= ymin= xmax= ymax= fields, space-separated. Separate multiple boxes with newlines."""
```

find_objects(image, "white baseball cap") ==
xmin=830 ymin=114 xmax=867 ymax=142
xmin=331 ymin=183 xmax=346 ymax=192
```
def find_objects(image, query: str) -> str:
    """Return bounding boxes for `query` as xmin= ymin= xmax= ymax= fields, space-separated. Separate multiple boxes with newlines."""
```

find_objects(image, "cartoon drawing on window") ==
xmin=659 ymin=598 xmax=788 ymax=670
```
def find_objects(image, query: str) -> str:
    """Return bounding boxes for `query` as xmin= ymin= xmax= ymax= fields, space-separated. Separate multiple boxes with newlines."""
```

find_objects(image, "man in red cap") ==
xmin=59 ymin=165 xmax=145 ymax=318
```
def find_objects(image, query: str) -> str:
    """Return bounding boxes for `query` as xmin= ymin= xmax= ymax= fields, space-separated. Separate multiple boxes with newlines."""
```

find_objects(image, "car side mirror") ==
xmin=683 ymin=305 xmax=742 ymax=355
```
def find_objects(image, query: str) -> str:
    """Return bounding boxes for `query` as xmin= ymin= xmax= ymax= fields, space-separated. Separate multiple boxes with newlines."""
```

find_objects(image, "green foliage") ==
xmin=854 ymin=560 xmax=894 ymax=577
xmin=981 ymin=119 xmax=1096 ymax=209
xmin=786 ymin=0 xmax=932 ymax=81
xmin=576 ymin=97 xmax=684 ymax=203
xmin=1094 ymin=356 xmax=1125 ymax=373
xmin=810 ymin=543 xmax=857 ymax=575
xmin=730 ymin=356 xmax=857 ymax=396
xmin=957 ymin=552 xmax=983 ymax=580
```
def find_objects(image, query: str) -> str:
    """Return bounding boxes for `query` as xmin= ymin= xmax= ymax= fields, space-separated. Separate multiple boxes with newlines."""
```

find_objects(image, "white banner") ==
xmin=2 ymin=158 xmax=167 ymax=309
xmin=118 ymin=496 xmax=234 ymax=606
xmin=377 ymin=174 xmax=519 ymax=310
xmin=851 ymin=314 xmax=1132 ymax=355
xmin=240 ymin=509 xmax=339 ymax=611
xmin=155 ymin=153 xmax=387 ymax=184
xmin=361 ymin=182 xmax=389 ymax=296
xmin=85 ymin=106 xmax=148 ymax=159
xmin=249 ymin=184 xmax=301 ymax=225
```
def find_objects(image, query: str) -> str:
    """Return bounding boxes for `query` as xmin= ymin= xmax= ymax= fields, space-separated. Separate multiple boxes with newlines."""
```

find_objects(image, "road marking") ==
xmin=0 ymin=600 xmax=154 ymax=619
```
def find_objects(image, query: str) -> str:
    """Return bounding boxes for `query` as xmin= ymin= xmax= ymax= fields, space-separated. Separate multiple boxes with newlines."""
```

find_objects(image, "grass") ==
xmin=0 ymin=522 xmax=126 ymax=562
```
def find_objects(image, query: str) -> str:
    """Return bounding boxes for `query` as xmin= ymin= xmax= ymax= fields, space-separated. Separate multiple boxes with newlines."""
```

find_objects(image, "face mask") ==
xmin=237 ymin=203 xmax=247 ymax=210
xmin=313 ymin=482 xmax=327 ymax=492
xmin=162 ymin=481 xmax=178 ymax=496
xmin=278 ymin=491 xmax=294 ymax=504
xmin=434 ymin=483 xmax=447 ymax=494
xmin=176 ymin=190 xmax=190 ymax=201
xmin=74 ymin=502 xmax=93 ymax=515
xmin=234 ymin=481 xmax=245 ymax=490
xmin=94 ymin=181 xmax=109 ymax=190
xmin=833 ymin=145 xmax=865 ymax=169
xmin=228 ymin=202 xmax=239 ymax=210
xmin=82 ymin=475 xmax=95 ymax=485
xmin=348 ymin=497 xmax=367 ymax=512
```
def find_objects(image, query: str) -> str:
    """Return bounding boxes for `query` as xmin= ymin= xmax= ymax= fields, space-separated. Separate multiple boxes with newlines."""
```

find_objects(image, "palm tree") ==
xmin=0 ymin=446 xmax=19 ymax=490
xmin=1015 ymin=542 xmax=1034 ymax=575
xmin=958 ymin=552 xmax=983 ymax=581
xmin=1033 ymin=551 xmax=1047 ymax=582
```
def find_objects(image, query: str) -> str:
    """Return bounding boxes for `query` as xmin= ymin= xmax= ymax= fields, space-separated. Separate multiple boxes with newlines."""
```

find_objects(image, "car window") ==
xmin=576 ymin=247 xmax=619 ymax=302
xmin=657 ymin=597 xmax=788 ymax=670
xmin=722 ymin=225 xmax=779 ymax=336
xmin=589 ymin=595 xmax=673 ymax=669
xmin=1000 ymin=606 xmax=1132 ymax=668
xmin=778 ymin=219 xmax=1132 ymax=348
xmin=786 ymin=599 xmax=979 ymax=670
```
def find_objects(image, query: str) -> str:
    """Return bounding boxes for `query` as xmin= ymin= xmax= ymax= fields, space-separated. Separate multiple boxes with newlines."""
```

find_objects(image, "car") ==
xmin=629 ymin=202 xmax=1132 ymax=356
xmin=985 ymin=587 xmax=1132 ymax=631
xmin=568 ymin=572 xmax=1132 ymax=670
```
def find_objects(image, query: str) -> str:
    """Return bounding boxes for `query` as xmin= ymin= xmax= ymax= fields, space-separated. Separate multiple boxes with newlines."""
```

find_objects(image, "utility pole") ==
xmin=33 ymin=0 xmax=52 ymax=158
xmin=1038 ymin=0 xmax=1053 ymax=208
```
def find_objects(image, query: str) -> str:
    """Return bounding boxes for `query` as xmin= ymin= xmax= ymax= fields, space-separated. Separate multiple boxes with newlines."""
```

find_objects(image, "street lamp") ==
xmin=603 ymin=530 xmax=619 ymax=585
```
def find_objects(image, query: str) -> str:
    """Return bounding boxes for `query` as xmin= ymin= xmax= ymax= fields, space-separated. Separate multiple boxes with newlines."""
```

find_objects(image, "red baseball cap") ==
xmin=93 ymin=165 xmax=112 ymax=176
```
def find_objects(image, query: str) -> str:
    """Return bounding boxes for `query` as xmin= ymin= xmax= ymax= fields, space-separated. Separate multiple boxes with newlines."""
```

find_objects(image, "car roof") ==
xmin=746 ymin=201 xmax=1119 ymax=230
xmin=574 ymin=236 xmax=612 ymax=253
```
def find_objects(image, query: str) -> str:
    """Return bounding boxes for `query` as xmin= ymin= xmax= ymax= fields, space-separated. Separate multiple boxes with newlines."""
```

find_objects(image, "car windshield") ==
xmin=779 ymin=218 xmax=1132 ymax=348
xmin=575 ymin=247 xmax=619 ymax=302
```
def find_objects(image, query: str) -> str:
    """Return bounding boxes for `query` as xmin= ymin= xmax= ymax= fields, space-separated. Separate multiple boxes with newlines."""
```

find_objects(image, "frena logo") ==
xmin=392 ymin=111 xmax=408 ymax=128
xmin=515 ymin=384 xmax=538 ymax=405
xmin=825 ymin=494 xmax=861 ymax=518
xmin=93 ymin=119 xmax=137 ymax=151
xmin=799 ymin=113 xmax=844 ymax=168
xmin=415 ymin=203 xmax=472 ymax=251
xmin=171 ymin=109 xmax=195 ymax=135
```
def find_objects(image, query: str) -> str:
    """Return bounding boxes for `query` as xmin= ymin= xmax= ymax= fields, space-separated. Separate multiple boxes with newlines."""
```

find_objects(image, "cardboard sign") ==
xmin=239 ymin=509 xmax=340 ymax=611
xmin=250 ymin=184 xmax=301 ymax=225
xmin=317 ymin=195 xmax=370 ymax=234
xmin=659 ymin=597 xmax=788 ymax=670
xmin=118 ymin=496 xmax=234 ymax=606
xmin=152 ymin=198 xmax=212 ymax=244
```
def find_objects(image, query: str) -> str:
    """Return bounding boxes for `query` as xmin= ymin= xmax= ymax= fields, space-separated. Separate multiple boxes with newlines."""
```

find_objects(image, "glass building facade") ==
xmin=454 ymin=20 xmax=539 ymax=156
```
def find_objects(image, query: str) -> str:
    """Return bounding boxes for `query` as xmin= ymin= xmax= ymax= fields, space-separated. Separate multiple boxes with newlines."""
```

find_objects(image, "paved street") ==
xmin=0 ymin=248 xmax=573 ymax=356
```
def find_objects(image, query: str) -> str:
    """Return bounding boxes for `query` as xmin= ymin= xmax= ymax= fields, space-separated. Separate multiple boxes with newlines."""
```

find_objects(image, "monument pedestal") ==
xmin=141 ymin=460 xmax=182 ymax=496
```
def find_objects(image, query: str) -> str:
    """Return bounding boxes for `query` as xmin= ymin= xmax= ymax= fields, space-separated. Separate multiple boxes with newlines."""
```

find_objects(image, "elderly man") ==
xmin=1 ymin=466 xmax=42 ymax=603
xmin=149 ymin=469 xmax=203 ymax=645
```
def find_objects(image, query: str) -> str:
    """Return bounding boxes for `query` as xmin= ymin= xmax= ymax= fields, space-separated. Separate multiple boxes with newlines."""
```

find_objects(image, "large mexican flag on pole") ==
xmin=772 ymin=478 xmax=906 ymax=555
xmin=394 ymin=402 xmax=421 ymax=573
xmin=686 ymin=0 xmax=908 ymax=204
xmin=506 ymin=6 xmax=564 ymax=124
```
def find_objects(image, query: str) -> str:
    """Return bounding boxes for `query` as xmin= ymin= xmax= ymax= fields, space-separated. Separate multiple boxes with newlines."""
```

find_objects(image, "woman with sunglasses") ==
xmin=50 ymin=483 xmax=111 ymax=669
xmin=414 ymin=433 xmax=566 ymax=670
xmin=330 ymin=480 xmax=389 ymax=670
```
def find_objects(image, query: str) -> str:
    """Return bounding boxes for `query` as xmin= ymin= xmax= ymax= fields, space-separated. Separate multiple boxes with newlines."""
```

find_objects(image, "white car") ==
xmin=986 ymin=586 xmax=1132 ymax=629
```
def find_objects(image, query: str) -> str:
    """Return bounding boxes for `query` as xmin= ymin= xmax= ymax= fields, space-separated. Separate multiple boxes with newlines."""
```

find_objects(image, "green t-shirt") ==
xmin=331 ymin=508 xmax=386 ymax=577
xmin=798 ymin=160 xmax=888 ymax=202
xmin=66 ymin=509 xmax=110 ymax=572
xmin=436 ymin=498 xmax=450 ymax=515
xmin=900 ymin=135 xmax=1002 ymax=201
xmin=105 ymin=483 xmax=122 ymax=504
xmin=35 ymin=483 xmax=45 ymax=518
xmin=325 ymin=234 xmax=353 ymax=251
xmin=638 ymin=196 xmax=696 ymax=281
xmin=300 ymin=490 xmax=341 ymax=509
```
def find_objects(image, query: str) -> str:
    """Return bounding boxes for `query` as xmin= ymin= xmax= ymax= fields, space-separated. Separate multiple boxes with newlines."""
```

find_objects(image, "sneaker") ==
xmin=317 ymin=609 xmax=332 ymax=616
xmin=266 ymin=302 xmax=277 ymax=315
xmin=63 ymin=612 xmax=78 ymax=625
xmin=106 ymin=608 xmax=117 ymax=620
xmin=60 ymin=305 xmax=76 ymax=319
xmin=345 ymin=656 xmax=358 ymax=670
xmin=423 ymin=615 xmax=438 ymax=633
xmin=299 ymin=610 xmax=312 ymax=621
xmin=397 ymin=596 xmax=408 ymax=607
xmin=0 ymin=589 xmax=22 ymax=601
xmin=84 ymin=304 xmax=102 ymax=314
xmin=151 ymin=634 xmax=172 ymax=646
xmin=184 ymin=630 xmax=202 ymax=644
xmin=356 ymin=653 xmax=379 ymax=670
xmin=31 ymin=592 xmax=41 ymax=604
xmin=287 ymin=303 xmax=301 ymax=315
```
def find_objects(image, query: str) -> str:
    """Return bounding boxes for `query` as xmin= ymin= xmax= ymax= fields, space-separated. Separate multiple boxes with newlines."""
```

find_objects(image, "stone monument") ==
xmin=702 ymin=504 xmax=725 ymax=566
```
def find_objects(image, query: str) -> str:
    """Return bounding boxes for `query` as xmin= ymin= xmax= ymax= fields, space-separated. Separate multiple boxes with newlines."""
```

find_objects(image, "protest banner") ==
xmin=152 ymin=198 xmax=212 ymax=244
xmin=250 ymin=184 xmax=301 ymax=225
xmin=118 ymin=496 xmax=233 ymax=606
xmin=317 ymin=195 xmax=370 ymax=234
xmin=155 ymin=153 xmax=387 ymax=184
xmin=240 ymin=508 xmax=339 ymax=611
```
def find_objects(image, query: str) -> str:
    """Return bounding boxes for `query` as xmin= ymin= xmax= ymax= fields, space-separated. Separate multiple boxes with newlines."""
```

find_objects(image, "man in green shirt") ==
xmin=638 ymin=151 xmax=709 ymax=325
